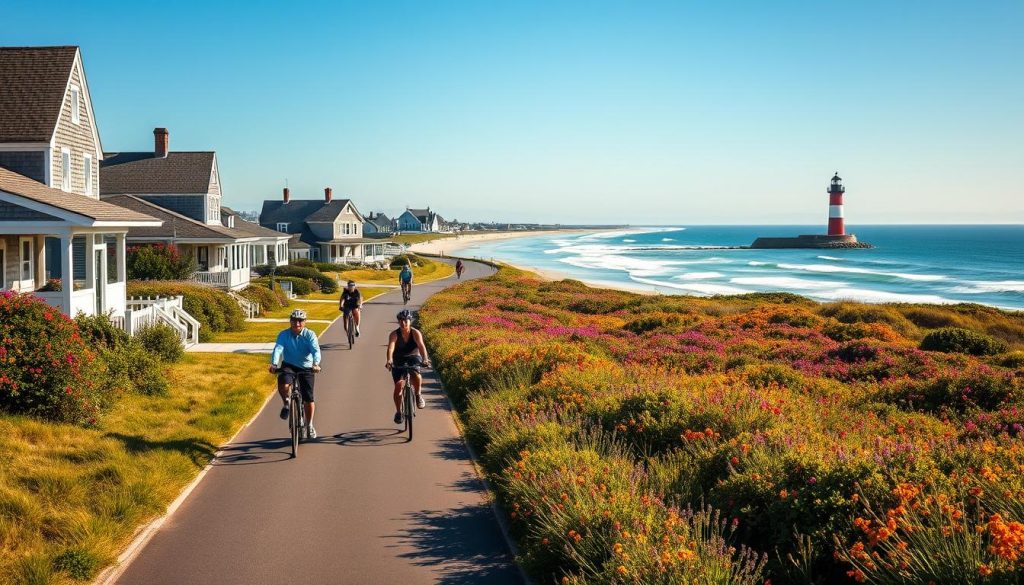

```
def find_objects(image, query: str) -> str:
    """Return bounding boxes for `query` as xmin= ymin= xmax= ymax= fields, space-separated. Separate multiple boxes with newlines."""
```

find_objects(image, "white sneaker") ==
xmin=307 ymin=424 xmax=317 ymax=439
xmin=416 ymin=394 xmax=426 ymax=409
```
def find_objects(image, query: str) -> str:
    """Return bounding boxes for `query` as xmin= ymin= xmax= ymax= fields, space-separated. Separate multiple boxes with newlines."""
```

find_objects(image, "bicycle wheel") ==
xmin=404 ymin=374 xmax=414 ymax=441
xmin=346 ymin=313 xmax=355 ymax=349
xmin=289 ymin=393 xmax=301 ymax=457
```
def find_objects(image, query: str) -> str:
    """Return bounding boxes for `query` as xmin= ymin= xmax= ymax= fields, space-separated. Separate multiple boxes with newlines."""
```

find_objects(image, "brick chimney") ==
xmin=283 ymin=187 xmax=290 ymax=203
xmin=325 ymin=187 xmax=333 ymax=203
xmin=154 ymin=128 xmax=169 ymax=158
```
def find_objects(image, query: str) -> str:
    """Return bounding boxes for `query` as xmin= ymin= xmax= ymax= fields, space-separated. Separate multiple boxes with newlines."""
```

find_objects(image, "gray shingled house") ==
xmin=100 ymin=129 xmax=288 ymax=290
xmin=0 ymin=46 xmax=162 ymax=318
xmin=363 ymin=211 xmax=394 ymax=236
xmin=396 ymin=207 xmax=445 ymax=232
xmin=260 ymin=188 xmax=392 ymax=264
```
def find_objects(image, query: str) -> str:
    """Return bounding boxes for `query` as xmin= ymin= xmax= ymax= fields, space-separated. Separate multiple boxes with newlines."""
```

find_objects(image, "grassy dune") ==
xmin=0 ymin=354 xmax=273 ymax=584
xmin=420 ymin=267 xmax=1024 ymax=584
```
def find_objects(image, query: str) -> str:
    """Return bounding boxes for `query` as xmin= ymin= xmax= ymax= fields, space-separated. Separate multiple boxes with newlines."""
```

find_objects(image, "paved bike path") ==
xmin=114 ymin=260 xmax=522 ymax=584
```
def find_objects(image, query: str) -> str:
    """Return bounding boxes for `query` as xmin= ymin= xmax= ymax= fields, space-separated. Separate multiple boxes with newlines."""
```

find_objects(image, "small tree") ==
xmin=127 ymin=243 xmax=197 ymax=280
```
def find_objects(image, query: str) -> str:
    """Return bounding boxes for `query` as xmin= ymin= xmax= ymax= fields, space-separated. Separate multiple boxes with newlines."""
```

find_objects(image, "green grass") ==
xmin=0 ymin=354 xmax=273 ymax=584
xmin=390 ymin=233 xmax=457 ymax=245
xmin=300 ymin=286 xmax=389 ymax=301
xmin=334 ymin=258 xmax=454 ymax=286
xmin=208 ymin=321 xmax=330 ymax=343
xmin=262 ymin=302 xmax=341 ymax=320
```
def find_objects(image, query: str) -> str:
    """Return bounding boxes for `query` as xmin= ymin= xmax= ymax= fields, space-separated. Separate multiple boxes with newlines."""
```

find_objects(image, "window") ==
xmin=276 ymin=223 xmax=288 ymax=233
xmin=19 ymin=237 xmax=34 ymax=282
xmin=0 ymin=241 xmax=5 ymax=289
xmin=61 ymin=149 xmax=71 ymax=191
xmin=106 ymin=236 xmax=117 ymax=284
xmin=83 ymin=154 xmax=93 ymax=195
xmin=70 ymin=87 xmax=80 ymax=124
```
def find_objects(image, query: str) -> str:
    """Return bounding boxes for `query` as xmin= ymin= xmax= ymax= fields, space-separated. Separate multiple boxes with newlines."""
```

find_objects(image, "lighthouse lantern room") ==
xmin=827 ymin=172 xmax=845 ymax=236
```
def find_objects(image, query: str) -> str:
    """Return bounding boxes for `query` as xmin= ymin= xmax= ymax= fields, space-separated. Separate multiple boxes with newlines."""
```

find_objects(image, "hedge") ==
xmin=127 ymin=281 xmax=245 ymax=342
xmin=253 ymin=276 xmax=313 ymax=296
xmin=239 ymin=283 xmax=287 ymax=314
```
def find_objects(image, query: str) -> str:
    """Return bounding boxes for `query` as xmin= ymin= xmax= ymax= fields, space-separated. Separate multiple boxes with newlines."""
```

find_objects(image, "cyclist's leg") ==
xmin=298 ymin=370 xmax=315 ymax=424
xmin=353 ymin=307 xmax=361 ymax=329
xmin=392 ymin=368 xmax=405 ymax=413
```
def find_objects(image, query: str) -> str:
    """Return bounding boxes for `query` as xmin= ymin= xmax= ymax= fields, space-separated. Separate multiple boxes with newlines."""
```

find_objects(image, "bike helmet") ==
xmin=347 ymin=280 xmax=356 ymax=287
xmin=290 ymin=309 xmax=308 ymax=321
xmin=396 ymin=309 xmax=413 ymax=321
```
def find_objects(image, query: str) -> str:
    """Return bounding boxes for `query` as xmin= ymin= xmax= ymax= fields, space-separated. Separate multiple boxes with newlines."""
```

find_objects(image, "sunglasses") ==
xmin=398 ymin=317 xmax=411 ymax=322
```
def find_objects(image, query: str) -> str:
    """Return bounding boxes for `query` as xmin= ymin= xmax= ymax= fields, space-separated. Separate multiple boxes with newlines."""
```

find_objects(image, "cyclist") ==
xmin=385 ymin=309 xmax=431 ymax=424
xmin=269 ymin=309 xmax=322 ymax=439
xmin=398 ymin=262 xmax=413 ymax=300
xmin=339 ymin=280 xmax=362 ymax=337
xmin=455 ymin=259 xmax=465 ymax=279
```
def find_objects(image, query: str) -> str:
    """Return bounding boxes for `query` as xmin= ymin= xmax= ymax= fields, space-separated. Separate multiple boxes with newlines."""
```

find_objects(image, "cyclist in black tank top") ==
xmin=385 ymin=309 xmax=432 ymax=425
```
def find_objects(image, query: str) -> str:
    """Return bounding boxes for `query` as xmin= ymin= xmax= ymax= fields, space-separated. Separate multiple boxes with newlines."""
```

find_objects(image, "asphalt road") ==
xmin=115 ymin=259 xmax=522 ymax=585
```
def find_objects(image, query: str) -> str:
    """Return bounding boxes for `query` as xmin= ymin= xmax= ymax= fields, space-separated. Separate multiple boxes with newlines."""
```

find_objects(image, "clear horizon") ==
xmin=5 ymin=0 xmax=1023 ymax=224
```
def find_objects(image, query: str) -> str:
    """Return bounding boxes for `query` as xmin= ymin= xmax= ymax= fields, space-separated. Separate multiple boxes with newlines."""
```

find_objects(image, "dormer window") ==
xmin=71 ymin=87 xmax=80 ymax=124
xmin=276 ymin=223 xmax=289 ymax=233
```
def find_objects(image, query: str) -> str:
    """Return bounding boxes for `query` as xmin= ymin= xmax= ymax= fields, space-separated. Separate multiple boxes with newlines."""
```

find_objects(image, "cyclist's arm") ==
xmin=385 ymin=331 xmax=397 ymax=368
xmin=309 ymin=331 xmax=322 ymax=369
xmin=413 ymin=329 xmax=430 ymax=364
xmin=269 ymin=331 xmax=285 ymax=371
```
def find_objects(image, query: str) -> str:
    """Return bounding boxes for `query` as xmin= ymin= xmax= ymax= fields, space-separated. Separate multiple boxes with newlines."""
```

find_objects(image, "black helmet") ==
xmin=347 ymin=280 xmax=356 ymax=287
xmin=396 ymin=309 xmax=413 ymax=321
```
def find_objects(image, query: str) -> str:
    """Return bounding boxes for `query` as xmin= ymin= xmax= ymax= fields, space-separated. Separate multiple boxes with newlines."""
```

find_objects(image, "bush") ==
xmin=127 ymin=281 xmax=244 ymax=342
xmin=136 ymin=323 xmax=184 ymax=363
xmin=239 ymin=283 xmax=286 ymax=314
xmin=920 ymin=327 xmax=1007 ymax=356
xmin=126 ymin=243 xmax=196 ymax=280
xmin=314 ymin=262 xmax=359 ymax=272
xmin=75 ymin=312 xmax=130 ymax=350
xmin=254 ymin=276 xmax=313 ymax=296
xmin=0 ymin=291 xmax=106 ymax=423
xmin=291 ymin=258 xmax=314 ymax=267
xmin=99 ymin=343 xmax=168 ymax=396
xmin=252 ymin=264 xmax=336 ymax=295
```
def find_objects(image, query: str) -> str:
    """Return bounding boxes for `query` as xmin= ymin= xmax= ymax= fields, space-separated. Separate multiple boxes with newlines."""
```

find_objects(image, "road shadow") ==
xmin=105 ymin=433 xmax=218 ymax=466
xmin=431 ymin=436 xmax=470 ymax=462
xmin=385 ymin=505 xmax=521 ymax=584
xmin=212 ymin=438 xmax=293 ymax=465
xmin=328 ymin=428 xmax=407 ymax=447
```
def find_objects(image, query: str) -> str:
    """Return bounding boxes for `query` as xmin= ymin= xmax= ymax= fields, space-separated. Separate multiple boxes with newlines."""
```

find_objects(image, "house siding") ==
xmin=0 ymin=151 xmax=46 ymax=183
xmin=138 ymin=194 xmax=206 ymax=222
xmin=0 ymin=200 xmax=60 ymax=220
xmin=51 ymin=58 xmax=99 ymax=198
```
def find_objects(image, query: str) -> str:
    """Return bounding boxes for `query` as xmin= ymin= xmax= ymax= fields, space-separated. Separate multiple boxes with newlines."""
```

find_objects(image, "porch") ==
xmin=1 ymin=230 xmax=127 ymax=318
xmin=320 ymin=241 xmax=398 ymax=265
xmin=178 ymin=242 xmax=255 ymax=291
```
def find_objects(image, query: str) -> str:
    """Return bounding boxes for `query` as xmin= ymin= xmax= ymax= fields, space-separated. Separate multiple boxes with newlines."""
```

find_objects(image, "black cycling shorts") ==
xmin=278 ymin=363 xmax=315 ymax=402
xmin=342 ymin=305 xmax=360 ymax=316
xmin=391 ymin=355 xmax=422 ymax=383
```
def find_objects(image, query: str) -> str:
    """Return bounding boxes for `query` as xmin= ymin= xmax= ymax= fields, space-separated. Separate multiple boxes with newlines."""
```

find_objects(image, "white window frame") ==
xmin=276 ymin=223 xmax=288 ymax=233
xmin=19 ymin=237 xmax=34 ymax=283
xmin=0 ymin=240 xmax=6 ymax=289
xmin=61 ymin=148 xmax=71 ymax=191
xmin=70 ymin=86 xmax=81 ymax=124
xmin=83 ymin=153 xmax=93 ymax=195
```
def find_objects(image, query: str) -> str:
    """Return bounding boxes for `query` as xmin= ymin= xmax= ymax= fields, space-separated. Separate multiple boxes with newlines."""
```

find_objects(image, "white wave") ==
xmin=662 ymin=238 xmax=675 ymax=242
xmin=811 ymin=288 xmax=956 ymax=304
xmin=772 ymin=262 xmax=947 ymax=282
xmin=731 ymin=276 xmax=849 ymax=290
xmin=674 ymin=272 xmax=725 ymax=280
xmin=579 ymin=227 xmax=683 ymax=240
xmin=623 ymin=239 xmax=636 ymax=243
xmin=947 ymin=281 xmax=1024 ymax=294
xmin=817 ymin=255 xmax=843 ymax=261
xmin=546 ymin=243 xmax=739 ymax=255
xmin=630 ymin=275 xmax=749 ymax=295
xmin=748 ymin=261 xmax=772 ymax=266
xmin=559 ymin=254 xmax=678 ymax=277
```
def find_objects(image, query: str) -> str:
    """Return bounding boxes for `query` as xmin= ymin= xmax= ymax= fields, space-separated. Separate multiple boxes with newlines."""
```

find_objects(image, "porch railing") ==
xmin=190 ymin=270 xmax=229 ymax=288
xmin=124 ymin=295 xmax=201 ymax=347
xmin=227 ymin=291 xmax=260 ymax=319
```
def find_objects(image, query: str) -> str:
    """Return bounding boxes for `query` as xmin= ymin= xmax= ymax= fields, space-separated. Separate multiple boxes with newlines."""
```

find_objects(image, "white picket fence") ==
xmin=124 ymin=296 xmax=201 ymax=347
xmin=228 ymin=291 xmax=261 ymax=319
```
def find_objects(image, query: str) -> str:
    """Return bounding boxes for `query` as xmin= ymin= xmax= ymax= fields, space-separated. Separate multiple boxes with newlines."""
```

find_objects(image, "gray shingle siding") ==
xmin=0 ymin=151 xmax=46 ymax=183
xmin=0 ymin=200 xmax=58 ymax=220
xmin=138 ymin=194 xmax=205 ymax=222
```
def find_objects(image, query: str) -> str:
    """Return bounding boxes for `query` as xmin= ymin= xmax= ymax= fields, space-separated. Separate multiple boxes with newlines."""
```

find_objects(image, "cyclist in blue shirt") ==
xmin=398 ymin=263 xmax=413 ymax=299
xmin=269 ymin=309 xmax=322 ymax=438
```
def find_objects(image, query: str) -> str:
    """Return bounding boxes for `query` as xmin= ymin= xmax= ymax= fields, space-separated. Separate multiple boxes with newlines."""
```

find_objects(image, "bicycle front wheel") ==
xmin=346 ymin=314 xmax=355 ymax=349
xmin=290 ymin=395 xmax=301 ymax=457
xmin=404 ymin=376 xmax=414 ymax=441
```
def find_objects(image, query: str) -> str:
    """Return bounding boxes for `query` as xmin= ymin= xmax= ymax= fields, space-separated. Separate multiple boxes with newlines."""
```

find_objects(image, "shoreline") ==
xmin=407 ymin=228 xmax=604 ymax=256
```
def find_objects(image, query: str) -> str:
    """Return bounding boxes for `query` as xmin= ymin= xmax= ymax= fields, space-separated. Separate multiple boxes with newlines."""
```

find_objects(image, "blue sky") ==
xmin=6 ymin=0 xmax=1023 ymax=224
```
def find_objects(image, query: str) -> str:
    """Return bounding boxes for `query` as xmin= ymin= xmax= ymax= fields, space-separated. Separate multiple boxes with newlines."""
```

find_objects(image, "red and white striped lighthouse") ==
xmin=827 ymin=172 xmax=845 ymax=236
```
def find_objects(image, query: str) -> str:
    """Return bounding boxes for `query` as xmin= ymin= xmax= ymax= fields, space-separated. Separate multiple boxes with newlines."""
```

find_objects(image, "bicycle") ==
xmin=272 ymin=366 xmax=314 ymax=458
xmin=396 ymin=361 xmax=429 ymax=442
xmin=344 ymin=309 xmax=356 ymax=349
xmin=401 ymin=282 xmax=411 ymax=305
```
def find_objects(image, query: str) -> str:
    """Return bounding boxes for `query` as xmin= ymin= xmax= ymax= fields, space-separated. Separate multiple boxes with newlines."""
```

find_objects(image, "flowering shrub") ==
xmin=126 ymin=243 xmax=196 ymax=280
xmin=921 ymin=327 xmax=1008 ymax=356
xmin=419 ymin=268 xmax=1024 ymax=583
xmin=0 ymin=291 xmax=105 ymax=423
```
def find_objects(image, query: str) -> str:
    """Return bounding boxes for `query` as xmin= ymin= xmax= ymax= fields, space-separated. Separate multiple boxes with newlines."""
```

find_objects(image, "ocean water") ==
xmin=456 ymin=225 xmax=1024 ymax=310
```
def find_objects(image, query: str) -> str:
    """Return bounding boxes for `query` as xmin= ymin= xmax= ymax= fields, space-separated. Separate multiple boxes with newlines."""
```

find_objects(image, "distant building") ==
xmin=396 ymin=207 xmax=444 ymax=232
xmin=260 ymin=188 xmax=393 ymax=264
xmin=363 ymin=211 xmax=394 ymax=237
xmin=101 ymin=128 xmax=288 ymax=290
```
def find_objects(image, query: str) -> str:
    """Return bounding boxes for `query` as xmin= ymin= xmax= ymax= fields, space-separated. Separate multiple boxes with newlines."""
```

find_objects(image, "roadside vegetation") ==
xmin=390 ymin=232 xmax=458 ymax=246
xmin=420 ymin=267 xmax=1024 ymax=584
xmin=331 ymin=253 xmax=454 ymax=285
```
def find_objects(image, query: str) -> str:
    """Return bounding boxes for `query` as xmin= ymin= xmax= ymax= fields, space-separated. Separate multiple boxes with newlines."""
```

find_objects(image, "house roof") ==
xmin=0 ymin=46 xmax=79 ymax=143
xmin=102 ymin=194 xmax=281 ymax=242
xmin=260 ymin=199 xmax=357 ymax=226
xmin=288 ymin=234 xmax=310 ymax=249
xmin=225 ymin=210 xmax=290 ymax=239
xmin=100 ymin=151 xmax=215 ymax=194
xmin=366 ymin=212 xmax=392 ymax=228
xmin=0 ymin=166 xmax=160 ymax=224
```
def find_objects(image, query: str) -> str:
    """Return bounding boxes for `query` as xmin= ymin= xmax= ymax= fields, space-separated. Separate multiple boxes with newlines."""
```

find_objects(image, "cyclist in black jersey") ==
xmin=339 ymin=280 xmax=362 ymax=337
xmin=385 ymin=309 xmax=431 ymax=424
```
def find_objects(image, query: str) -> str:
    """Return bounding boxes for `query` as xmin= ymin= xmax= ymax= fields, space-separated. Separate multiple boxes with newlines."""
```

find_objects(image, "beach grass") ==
xmin=0 ymin=353 xmax=272 ymax=584
xmin=390 ymin=233 xmax=457 ymax=246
